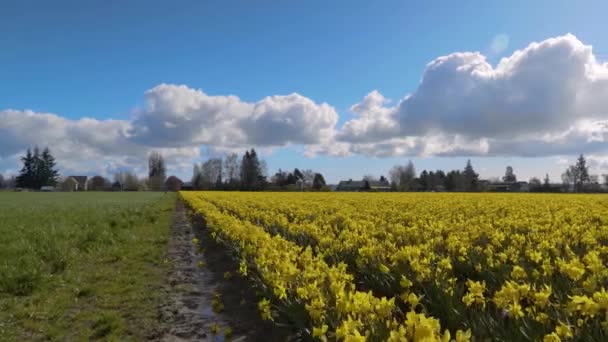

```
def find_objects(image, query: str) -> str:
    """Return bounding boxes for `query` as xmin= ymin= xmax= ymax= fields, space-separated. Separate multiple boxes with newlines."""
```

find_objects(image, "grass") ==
xmin=0 ymin=192 xmax=175 ymax=341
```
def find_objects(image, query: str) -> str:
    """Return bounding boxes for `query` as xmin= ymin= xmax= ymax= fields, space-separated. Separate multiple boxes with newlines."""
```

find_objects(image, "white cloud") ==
xmin=0 ymin=85 xmax=338 ymax=176
xmin=130 ymin=84 xmax=338 ymax=148
xmin=335 ymin=34 xmax=608 ymax=158
xmin=3 ymin=34 xmax=608 ymax=178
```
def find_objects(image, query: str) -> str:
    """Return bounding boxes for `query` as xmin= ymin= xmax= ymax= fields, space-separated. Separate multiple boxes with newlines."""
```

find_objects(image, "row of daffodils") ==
xmin=181 ymin=191 xmax=608 ymax=341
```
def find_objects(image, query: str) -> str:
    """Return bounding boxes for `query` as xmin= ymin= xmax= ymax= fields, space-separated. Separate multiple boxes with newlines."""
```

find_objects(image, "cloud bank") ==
xmin=1 ymin=34 xmax=608 ymax=176
xmin=335 ymin=34 xmax=608 ymax=158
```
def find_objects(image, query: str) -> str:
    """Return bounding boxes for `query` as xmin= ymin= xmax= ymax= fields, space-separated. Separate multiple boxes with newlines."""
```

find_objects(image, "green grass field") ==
xmin=0 ymin=192 xmax=176 ymax=341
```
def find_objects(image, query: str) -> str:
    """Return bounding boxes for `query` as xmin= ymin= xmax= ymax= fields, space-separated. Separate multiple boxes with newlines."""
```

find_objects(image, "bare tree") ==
xmin=223 ymin=153 xmax=240 ymax=187
xmin=389 ymin=160 xmax=416 ymax=191
xmin=148 ymin=151 xmax=167 ymax=191
xmin=89 ymin=175 xmax=107 ymax=191
xmin=114 ymin=171 xmax=140 ymax=191
xmin=301 ymin=169 xmax=315 ymax=187
xmin=562 ymin=167 xmax=575 ymax=192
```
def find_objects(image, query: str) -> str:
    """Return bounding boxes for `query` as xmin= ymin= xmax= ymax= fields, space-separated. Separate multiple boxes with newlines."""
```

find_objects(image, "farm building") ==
xmin=336 ymin=179 xmax=391 ymax=192
xmin=62 ymin=176 xmax=88 ymax=191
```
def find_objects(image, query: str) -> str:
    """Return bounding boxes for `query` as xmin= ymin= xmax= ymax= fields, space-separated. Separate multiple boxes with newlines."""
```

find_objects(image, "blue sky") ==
xmin=2 ymin=1 xmax=608 ymax=183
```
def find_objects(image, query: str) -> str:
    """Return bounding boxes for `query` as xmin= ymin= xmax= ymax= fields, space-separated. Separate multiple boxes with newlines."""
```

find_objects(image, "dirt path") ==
xmin=157 ymin=200 xmax=288 ymax=342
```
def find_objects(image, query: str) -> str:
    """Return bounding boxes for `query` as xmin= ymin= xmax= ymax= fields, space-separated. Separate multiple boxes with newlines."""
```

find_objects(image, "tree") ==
xmin=603 ymin=174 xmax=608 ymax=187
xmin=463 ymin=160 xmax=479 ymax=191
xmin=240 ymin=149 xmax=264 ymax=190
xmin=0 ymin=174 xmax=4 ymax=189
xmin=114 ymin=171 xmax=140 ymax=191
xmin=312 ymin=173 xmax=326 ymax=190
xmin=503 ymin=166 xmax=517 ymax=182
xmin=294 ymin=168 xmax=304 ymax=181
xmin=192 ymin=164 xmax=202 ymax=189
xmin=574 ymin=154 xmax=590 ymax=192
xmin=562 ymin=167 xmax=575 ymax=192
xmin=445 ymin=170 xmax=466 ymax=191
xmin=165 ymin=176 xmax=183 ymax=192
xmin=301 ymin=169 xmax=315 ymax=188
xmin=390 ymin=160 xmax=416 ymax=191
xmin=223 ymin=153 xmax=240 ymax=188
xmin=196 ymin=158 xmax=223 ymax=190
xmin=418 ymin=170 xmax=430 ymax=191
xmin=148 ymin=151 xmax=166 ymax=190
xmin=16 ymin=147 xmax=60 ymax=189
xmin=39 ymin=147 xmax=59 ymax=187
xmin=543 ymin=174 xmax=551 ymax=191
xmin=89 ymin=175 xmax=107 ymax=191
xmin=529 ymin=177 xmax=542 ymax=191
xmin=16 ymin=149 xmax=35 ymax=188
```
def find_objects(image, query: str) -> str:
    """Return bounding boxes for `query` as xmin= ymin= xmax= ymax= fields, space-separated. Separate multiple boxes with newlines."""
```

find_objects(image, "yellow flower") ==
xmin=567 ymin=295 xmax=600 ymax=318
xmin=511 ymin=265 xmax=527 ymax=279
xmin=543 ymin=332 xmax=561 ymax=342
xmin=455 ymin=329 xmax=471 ymax=342
xmin=239 ymin=260 xmax=248 ymax=276
xmin=462 ymin=280 xmax=486 ymax=308
xmin=533 ymin=285 xmax=552 ymax=309
xmin=407 ymin=292 xmax=421 ymax=308
xmin=258 ymin=298 xmax=273 ymax=321
xmin=555 ymin=322 xmax=573 ymax=338
xmin=399 ymin=275 xmax=413 ymax=289
xmin=312 ymin=324 xmax=328 ymax=341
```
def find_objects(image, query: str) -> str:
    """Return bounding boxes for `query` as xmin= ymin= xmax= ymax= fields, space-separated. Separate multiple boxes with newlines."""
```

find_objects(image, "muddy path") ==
xmin=157 ymin=200 xmax=291 ymax=342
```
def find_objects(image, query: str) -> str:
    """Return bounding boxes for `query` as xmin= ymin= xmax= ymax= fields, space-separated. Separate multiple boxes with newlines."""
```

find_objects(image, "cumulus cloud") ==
xmin=335 ymin=34 xmax=608 ymax=158
xmin=0 ymin=85 xmax=338 ymax=176
xmin=129 ymin=84 xmax=338 ymax=148
xmin=3 ymin=34 xmax=608 ymax=177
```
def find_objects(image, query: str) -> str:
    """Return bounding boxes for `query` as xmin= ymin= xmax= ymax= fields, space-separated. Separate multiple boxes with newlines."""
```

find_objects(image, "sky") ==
xmin=1 ymin=0 xmax=608 ymax=183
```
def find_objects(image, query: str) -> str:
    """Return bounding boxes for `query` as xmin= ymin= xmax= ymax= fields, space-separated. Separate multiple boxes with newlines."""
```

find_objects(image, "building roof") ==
xmin=336 ymin=179 xmax=390 ymax=191
xmin=67 ymin=176 xmax=88 ymax=187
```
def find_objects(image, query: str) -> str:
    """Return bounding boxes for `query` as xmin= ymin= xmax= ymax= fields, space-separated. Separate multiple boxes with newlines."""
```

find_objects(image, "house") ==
xmin=486 ymin=181 xmax=529 ymax=192
xmin=336 ymin=179 xmax=391 ymax=192
xmin=63 ymin=176 xmax=88 ymax=191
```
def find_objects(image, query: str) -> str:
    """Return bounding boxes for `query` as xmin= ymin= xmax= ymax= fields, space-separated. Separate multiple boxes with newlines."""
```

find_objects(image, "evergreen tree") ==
xmin=294 ymin=168 xmax=304 ymax=181
xmin=574 ymin=154 xmax=590 ymax=192
xmin=40 ymin=147 xmax=59 ymax=187
xmin=503 ymin=166 xmax=517 ymax=182
xmin=32 ymin=147 xmax=42 ymax=189
xmin=240 ymin=150 xmax=251 ymax=190
xmin=248 ymin=149 xmax=262 ymax=190
xmin=463 ymin=160 xmax=479 ymax=191
xmin=312 ymin=173 xmax=326 ymax=190
xmin=16 ymin=147 xmax=59 ymax=189
xmin=16 ymin=148 xmax=35 ymax=188
xmin=543 ymin=174 xmax=551 ymax=191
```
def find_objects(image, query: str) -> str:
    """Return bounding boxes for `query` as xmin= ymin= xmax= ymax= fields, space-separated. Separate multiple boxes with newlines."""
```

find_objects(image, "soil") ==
xmin=156 ymin=200 xmax=291 ymax=342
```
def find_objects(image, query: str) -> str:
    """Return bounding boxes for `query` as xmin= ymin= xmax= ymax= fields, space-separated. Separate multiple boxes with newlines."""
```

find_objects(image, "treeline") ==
xmin=389 ymin=159 xmax=481 ymax=192
xmin=386 ymin=154 xmax=608 ymax=193
xmin=191 ymin=149 xmax=328 ymax=191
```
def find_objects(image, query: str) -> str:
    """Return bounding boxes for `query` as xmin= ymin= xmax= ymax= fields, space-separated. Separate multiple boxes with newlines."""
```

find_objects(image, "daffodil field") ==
xmin=181 ymin=192 xmax=608 ymax=341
